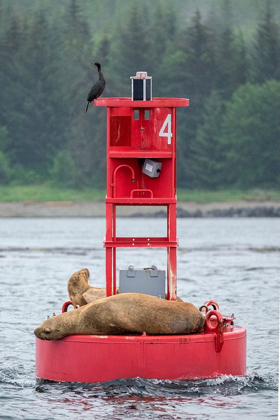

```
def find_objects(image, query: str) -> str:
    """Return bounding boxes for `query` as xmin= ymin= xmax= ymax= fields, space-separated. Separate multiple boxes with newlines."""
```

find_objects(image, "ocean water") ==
xmin=0 ymin=217 xmax=279 ymax=419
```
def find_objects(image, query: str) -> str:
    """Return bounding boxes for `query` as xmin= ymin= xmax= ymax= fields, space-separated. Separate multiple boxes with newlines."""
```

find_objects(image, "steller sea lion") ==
xmin=34 ymin=293 xmax=204 ymax=340
xmin=68 ymin=268 xmax=183 ymax=307
xmin=67 ymin=268 xmax=117 ymax=308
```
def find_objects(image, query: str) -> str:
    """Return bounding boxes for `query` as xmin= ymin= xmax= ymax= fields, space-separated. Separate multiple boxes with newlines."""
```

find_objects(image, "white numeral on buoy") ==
xmin=159 ymin=114 xmax=172 ymax=144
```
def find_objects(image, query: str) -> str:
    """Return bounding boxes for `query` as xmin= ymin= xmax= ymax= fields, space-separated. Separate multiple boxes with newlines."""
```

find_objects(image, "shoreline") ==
xmin=0 ymin=200 xmax=280 ymax=217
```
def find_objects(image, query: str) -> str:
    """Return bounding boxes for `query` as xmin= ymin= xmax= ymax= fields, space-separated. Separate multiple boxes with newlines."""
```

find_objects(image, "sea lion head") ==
xmin=34 ymin=314 xmax=66 ymax=340
xmin=67 ymin=268 xmax=90 ymax=307
xmin=68 ymin=268 xmax=90 ymax=289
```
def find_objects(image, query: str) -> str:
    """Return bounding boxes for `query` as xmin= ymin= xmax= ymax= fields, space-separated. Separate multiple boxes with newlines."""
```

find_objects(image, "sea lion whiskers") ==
xmin=35 ymin=304 xmax=90 ymax=340
xmin=34 ymin=326 xmax=52 ymax=340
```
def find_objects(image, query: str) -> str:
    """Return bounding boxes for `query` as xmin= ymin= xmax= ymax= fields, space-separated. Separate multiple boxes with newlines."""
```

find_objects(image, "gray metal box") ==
xmin=119 ymin=265 xmax=165 ymax=298
xmin=142 ymin=159 xmax=162 ymax=178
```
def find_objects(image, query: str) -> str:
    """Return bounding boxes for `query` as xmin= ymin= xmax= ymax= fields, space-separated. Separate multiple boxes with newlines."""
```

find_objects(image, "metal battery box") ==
xmin=119 ymin=265 xmax=165 ymax=298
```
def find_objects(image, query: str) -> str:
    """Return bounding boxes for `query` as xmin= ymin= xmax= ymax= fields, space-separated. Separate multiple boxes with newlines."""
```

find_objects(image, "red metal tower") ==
xmin=95 ymin=97 xmax=189 ymax=299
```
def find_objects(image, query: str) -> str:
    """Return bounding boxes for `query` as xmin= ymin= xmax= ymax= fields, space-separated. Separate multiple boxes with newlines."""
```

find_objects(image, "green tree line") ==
xmin=0 ymin=0 xmax=279 ymax=190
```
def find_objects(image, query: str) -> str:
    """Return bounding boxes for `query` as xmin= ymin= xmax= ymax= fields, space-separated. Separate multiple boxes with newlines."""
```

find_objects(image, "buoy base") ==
xmin=36 ymin=326 xmax=246 ymax=383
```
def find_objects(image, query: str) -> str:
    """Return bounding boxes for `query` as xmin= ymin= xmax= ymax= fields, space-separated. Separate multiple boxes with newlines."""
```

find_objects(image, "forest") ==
xmin=0 ymin=0 xmax=279 ymax=191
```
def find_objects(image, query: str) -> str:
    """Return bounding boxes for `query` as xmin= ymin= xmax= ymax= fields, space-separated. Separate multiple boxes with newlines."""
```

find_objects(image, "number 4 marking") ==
xmin=159 ymin=114 xmax=172 ymax=144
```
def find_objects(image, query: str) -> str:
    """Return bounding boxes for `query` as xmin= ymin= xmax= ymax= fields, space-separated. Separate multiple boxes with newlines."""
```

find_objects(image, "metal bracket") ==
xmin=150 ymin=265 xmax=158 ymax=277
xmin=127 ymin=265 xmax=159 ymax=278
xmin=127 ymin=265 xmax=135 ymax=278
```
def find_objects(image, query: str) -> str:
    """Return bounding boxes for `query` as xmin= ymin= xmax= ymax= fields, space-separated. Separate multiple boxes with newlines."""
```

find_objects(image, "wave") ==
xmin=32 ymin=372 xmax=278 ymax=398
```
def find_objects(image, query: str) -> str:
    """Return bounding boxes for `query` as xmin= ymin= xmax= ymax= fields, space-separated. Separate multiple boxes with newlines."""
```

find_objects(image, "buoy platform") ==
xmin=36 ymin=301 xmax=246 ymax=383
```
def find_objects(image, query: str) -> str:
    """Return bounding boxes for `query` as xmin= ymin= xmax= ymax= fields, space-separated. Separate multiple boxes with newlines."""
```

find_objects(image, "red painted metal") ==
xmin=36 ymin=326 xmax=246 ymax=383
xmin=105 ymin=197 xmax=177 ymax=204
xmin=95 ymin=97 xmax=188 ymax=298
xmin=36 ymin=95 xmax=247 ymax=383
xmin=205 ymin=310 xmax=225 ymax=352
xmin=61 ymin=301 xmax=74 ymax=312
xmin=201 ymin=300 xmax=220 ymax=312
xmin=95 ymin=97 xmax=189 ymax=108
xmin=104 ymin=237 xmax=178 ymax=247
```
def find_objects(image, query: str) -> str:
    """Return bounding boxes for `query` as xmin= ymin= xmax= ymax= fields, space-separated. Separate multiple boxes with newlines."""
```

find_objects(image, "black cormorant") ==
xmin=85 ymin=62 xmax=106 ymax=113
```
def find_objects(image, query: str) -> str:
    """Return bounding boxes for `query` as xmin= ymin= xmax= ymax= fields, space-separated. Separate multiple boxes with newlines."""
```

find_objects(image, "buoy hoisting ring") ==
xmin=198 ymin=301 xmax=236 ymax=353
xmin=199 ymin=300 xmax=220 ymax=314
xmin=62 ymin=301 xmax=74 ymax=313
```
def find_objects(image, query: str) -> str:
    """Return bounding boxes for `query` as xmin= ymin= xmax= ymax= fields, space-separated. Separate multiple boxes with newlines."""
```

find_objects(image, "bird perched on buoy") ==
xmin=85 ymin=62 xmax=106 ymax=113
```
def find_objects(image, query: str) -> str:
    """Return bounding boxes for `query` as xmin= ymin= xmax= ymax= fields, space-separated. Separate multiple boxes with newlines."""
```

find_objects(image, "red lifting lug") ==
xmin=199 ymin=300 xmax=220 ymax=313
xmin=61 ymin=301 xmax=74 ymax=313
xmin=205 ymin=310 xmax=224 ymax=353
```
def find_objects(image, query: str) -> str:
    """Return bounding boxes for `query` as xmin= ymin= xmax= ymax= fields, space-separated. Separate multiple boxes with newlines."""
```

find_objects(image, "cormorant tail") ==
xmin=85 ymin=102 xmax=89 ymax=113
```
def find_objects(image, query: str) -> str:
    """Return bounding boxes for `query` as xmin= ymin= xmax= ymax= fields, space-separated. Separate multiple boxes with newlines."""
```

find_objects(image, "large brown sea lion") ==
xmin=68 ymin=268 xmax=183 ymax=307
xmin=34 ymin=293 xmax=204 ymax=340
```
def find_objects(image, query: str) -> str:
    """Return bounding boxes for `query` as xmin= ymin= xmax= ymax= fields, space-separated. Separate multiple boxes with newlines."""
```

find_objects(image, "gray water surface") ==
xmin=0 ymin=218 xmax=279 ymax=419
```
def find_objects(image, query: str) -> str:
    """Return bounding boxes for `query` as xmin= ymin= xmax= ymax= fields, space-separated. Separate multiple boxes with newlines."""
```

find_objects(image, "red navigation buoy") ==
xmin=36 ymin=73 xmax=246 ymax=383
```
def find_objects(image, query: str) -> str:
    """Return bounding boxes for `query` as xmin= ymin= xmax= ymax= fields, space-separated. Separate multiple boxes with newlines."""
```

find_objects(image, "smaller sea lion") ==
xmin=34 ymin=293 xmax=204 ymax=340
xmin=68 ymin=268 xmax=183 ymax=308
xmin=67 ymin=268 xmax=117 ymax=308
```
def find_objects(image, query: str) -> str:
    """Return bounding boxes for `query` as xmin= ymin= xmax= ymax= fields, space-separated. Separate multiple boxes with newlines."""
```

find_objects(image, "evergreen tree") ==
xmin=65 ymin=30 xmax=109 ymax=188
xmin=221 ymin=0 xmax=233 ymax=29
xmin=217 ymin=27 xmax=236 ymax=99
xmin=252 ymin=0 xmax=280 ymax=83
xmin=216 ymin=26 xmax=249 ymax=100
xmin=68 ymin=108 xmax=107 ymax=188
xmin=151 ymin=4 xmax=179 ymax=91
xmin=191 ymin=90 xmax=225 ymax=189
xmin=4 ymin=10 xmax=67 ymax=175
xmin=0 ymin=125 xmax=11 ymax=183
xmin=49 ymin=150 xmax=80 ymax=188
xmin=58 ymin=0 xmax=100 ymax=188
xmin=164 ymin=11 xmax=217 ymax=187
xmin=0 ymin=14 xmax=27 ymax=161
xmin=0 ymin=126 xmax=9 ymax=152
xmin=65 ymin=0 xmax=91 ymax=47
xmin=181 ymin=10 xmax=217 ymax=101
xmin=206 ymin=2 xmax=223 ymax=34
xmin=152 ymin=5 xmax=169 ymax=64
xmin=219 ymin=80 xmax=280 ymax=188
xmin=0 ymin=151 xmax=11 ymax=184
xmin=234 ymin=30 xmax=248 ymax=87
xmin=109 ymin=4 xmax=153 ymax=96
xmin=62 ymin=0 xmax=93 ymax=108
xmin=163 ymin=3 xmax=177 ymax=42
